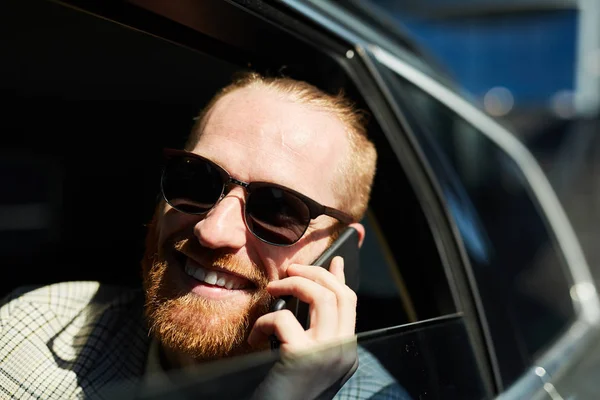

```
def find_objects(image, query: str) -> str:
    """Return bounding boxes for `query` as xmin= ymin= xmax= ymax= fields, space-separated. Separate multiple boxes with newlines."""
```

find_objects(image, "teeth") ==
xmin=204 ymin=271 xmax=218 ymax=285
xmin=184 ymin=258 xmax=248 ymax=290
xmin=193 ymin=268 xmax=206 ymax=281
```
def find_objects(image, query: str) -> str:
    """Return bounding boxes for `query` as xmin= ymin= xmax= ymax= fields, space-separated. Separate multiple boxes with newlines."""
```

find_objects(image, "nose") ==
xmin=194 ymin=186 xmax=248 ymax=249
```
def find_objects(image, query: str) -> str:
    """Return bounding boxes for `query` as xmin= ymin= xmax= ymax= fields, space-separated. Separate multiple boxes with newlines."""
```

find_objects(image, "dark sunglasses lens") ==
xmin=162 ymin=157 xmax=224 ymax=214
xmin=246 ymin=187 xmax=310 ymax=245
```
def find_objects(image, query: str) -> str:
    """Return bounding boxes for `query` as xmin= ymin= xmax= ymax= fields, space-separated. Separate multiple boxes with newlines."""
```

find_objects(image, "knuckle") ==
xmin=289 ymin=278 xmax=303 ymax=291
xmin=348 ymin=288 xmax=358 ymax=301
xmin=346 ymin=289 xmax=358 ymax=306
xmin=288 ymin=263 xmax=305 ymax=272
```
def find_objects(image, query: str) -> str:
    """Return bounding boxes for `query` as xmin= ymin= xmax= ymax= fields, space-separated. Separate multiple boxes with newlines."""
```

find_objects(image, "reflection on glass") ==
xmin=101 ymin=315 xmax=486 ymax=400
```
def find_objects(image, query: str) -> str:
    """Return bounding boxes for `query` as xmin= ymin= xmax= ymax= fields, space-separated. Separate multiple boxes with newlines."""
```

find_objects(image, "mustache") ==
xmin=165 ymin=237 xmax=270 ymax=290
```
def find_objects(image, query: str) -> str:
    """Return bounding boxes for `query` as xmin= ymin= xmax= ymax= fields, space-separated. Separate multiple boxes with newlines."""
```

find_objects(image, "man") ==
xmin=0 ymin=73 xmax=405 ymax=399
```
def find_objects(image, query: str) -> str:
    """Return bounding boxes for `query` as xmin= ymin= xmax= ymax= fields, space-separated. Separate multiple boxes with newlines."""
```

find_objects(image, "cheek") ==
xmin=298 ymin=238 xmax=332 ymax=267
xmin=158 ymin=207 xmax=197 ymax=245
xmin=259 ymin=237 xmax=332 ymax=280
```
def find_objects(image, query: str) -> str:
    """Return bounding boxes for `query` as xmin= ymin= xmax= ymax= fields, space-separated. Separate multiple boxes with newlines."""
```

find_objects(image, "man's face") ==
xmin=143 ymin=86 xmax=350 ymax=362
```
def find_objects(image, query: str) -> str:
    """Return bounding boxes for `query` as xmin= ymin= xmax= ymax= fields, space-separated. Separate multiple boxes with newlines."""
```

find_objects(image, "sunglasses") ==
xmin=160 ymin=149 xmax=353 ymax=246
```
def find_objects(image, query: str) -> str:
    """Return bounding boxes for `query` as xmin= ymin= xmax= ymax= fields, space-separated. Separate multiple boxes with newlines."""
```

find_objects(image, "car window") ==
xmin=357 ymin=316 xmax=487 ymax=399
xmin=357 ymin=211 xmax=416 ymax=332
xmin=357 ymin=206 xmax=455 ymax=332
xmin=375 ymin=63 xmax=577 ymax=387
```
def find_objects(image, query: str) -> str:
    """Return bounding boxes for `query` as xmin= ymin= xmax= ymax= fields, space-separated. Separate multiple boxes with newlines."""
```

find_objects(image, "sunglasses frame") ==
xmin=161 ymin=148 xmax=354 ymax=246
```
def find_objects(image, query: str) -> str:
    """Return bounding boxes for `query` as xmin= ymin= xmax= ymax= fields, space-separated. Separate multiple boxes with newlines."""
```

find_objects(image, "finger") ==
xmin=247 ymin=309 xmax=308 ymax=349
xmin=324 ymin=258 xmax=357 ymax=334
xmin=328 ymin=256 xmax=345 ymax=284
xmin=286 ymin=263 xmax=347 ymax=295
xmin=285 ymin=263 xmax=356 ymax=334
xmin=268 ymin=276 xmax=338 ymax=339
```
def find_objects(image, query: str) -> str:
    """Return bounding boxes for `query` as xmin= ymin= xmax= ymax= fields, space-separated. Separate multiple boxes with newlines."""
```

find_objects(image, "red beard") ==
xmin=141 ymin=212 xmax=272 ymax=362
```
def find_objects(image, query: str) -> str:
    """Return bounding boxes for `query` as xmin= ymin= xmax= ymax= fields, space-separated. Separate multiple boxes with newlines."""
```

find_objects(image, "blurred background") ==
xmin=365 ymin=0 xmax=600 ymax=283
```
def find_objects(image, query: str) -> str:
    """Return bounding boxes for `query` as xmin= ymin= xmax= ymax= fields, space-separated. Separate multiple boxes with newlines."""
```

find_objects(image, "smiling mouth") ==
xmin=174 ymin=251 xmax=255 ymax=291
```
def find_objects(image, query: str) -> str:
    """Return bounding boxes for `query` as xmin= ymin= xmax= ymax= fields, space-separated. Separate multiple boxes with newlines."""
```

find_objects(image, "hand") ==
xmin=247 ymin=257 xmax=359 ymax=400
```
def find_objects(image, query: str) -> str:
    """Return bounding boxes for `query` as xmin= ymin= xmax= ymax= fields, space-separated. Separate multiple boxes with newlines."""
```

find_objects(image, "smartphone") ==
xmin=270 ymin=226 xmax=360 ymax=346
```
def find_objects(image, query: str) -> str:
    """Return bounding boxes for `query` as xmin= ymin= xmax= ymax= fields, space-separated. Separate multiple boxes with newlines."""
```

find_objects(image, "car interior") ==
xmin=2 ymin=0 xmax=485 ymax=397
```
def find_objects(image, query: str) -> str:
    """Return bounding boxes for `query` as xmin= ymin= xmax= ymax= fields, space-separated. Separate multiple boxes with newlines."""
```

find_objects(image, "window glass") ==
xmin=99 ymin=316 xmax=485 ymax=400
xmin=376 ymin=65 xmax=576 ymax=387
xmin=358 ymin=316 xmax=486 ymax=399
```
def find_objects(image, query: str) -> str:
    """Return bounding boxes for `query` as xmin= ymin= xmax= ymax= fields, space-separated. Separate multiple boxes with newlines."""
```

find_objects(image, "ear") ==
xmin=349 ymin=222 xmax=366 ymax=248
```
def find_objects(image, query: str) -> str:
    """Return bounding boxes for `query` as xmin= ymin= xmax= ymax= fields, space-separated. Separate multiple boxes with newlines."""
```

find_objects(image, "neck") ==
xmin=159 ymin=342 xmax=199 ymax=371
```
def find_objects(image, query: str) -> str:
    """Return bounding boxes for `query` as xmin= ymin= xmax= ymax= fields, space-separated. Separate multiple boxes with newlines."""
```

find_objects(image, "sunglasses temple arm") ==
xmin=322 ymin=206 xmax=353 ymax=224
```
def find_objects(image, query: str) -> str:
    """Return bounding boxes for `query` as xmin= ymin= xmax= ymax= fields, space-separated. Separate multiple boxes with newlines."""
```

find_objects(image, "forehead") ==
xmin=191 ymin=86 xmax=348 ymax=206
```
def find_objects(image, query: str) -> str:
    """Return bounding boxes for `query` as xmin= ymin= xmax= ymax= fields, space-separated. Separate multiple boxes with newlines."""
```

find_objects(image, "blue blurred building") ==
xmin=371 ymin=0 xmax=579 ymax=114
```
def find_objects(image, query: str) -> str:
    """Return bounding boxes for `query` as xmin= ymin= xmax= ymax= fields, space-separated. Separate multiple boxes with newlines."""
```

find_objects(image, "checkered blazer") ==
xmin=0 ymin=282 xmax=409 ymax=400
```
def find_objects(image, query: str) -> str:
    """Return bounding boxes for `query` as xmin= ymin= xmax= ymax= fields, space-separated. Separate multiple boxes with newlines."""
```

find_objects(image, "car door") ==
xmin=363 ymin=43 xmax=600 ymax=398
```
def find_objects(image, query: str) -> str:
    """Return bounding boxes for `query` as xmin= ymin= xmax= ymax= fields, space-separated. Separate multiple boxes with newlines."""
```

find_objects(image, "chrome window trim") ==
xmin=497 ymin=320 xmax=599 ymax=399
